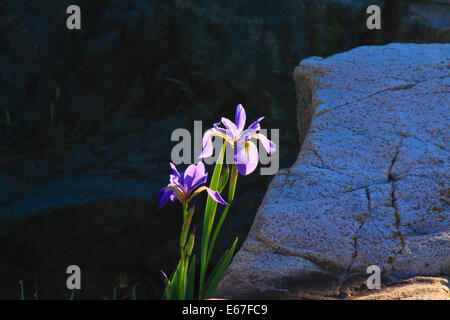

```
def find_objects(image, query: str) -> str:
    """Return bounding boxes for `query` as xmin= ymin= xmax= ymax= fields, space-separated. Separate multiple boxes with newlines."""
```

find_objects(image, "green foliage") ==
xmin=46 ymin=85 xmax=85 ymax=157
xmin=162 ymin=143 xmax=239 ymax=300
xmin=19 ymin=280 xmax=24 ymax=300
xmin=131 ymin=285 xmax=137 ymax=300
xmin=203 ymin=237 xmax=237 ymax=299
xmin=162 ymin=201 xmax=197 ymax=300
xmin=374 ymin=28 xmax=384 ymax=45
xmin=0 ymin=85 xmax=86 ymax=157
xmin=199 ymin=142 xmax=226 ymax=299
xmin=185 ymin=255 xmax=196 ymax=300
xmin=0 ymin=108 xmax=20 ymax=153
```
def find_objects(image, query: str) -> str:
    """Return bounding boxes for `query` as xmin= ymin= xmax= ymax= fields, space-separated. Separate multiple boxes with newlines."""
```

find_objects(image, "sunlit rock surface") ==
xmin=216 ymin=43 xmax=450 ymax=299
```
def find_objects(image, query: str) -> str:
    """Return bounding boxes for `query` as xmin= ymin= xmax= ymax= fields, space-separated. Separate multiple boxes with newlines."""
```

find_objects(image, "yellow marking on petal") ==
xmin=212 ymin=129 xmax=234 ymax=146
xmin=188 ymin=186 xmax=208 ymax=202
xmin=174 ymin=188 xmax=185 ymax=202
xmin=166 ymin=184 xmax=185 ymax=202
xmin=245 ymin=140 xmax=251 ymax=155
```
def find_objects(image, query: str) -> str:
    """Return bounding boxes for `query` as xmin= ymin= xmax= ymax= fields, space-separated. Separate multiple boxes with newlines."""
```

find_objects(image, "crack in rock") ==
xmin=387 ymin=139 xmax=406 ymax=268
xmin=316 ymin=81 xmax=421 ymax=117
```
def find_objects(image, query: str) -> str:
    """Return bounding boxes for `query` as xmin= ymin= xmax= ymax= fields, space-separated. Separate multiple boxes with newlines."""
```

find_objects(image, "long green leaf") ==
xmin=217 ymin=165 xmax=230 ymax=193
xmin=131 ymin=284 xmax=137 ymax=300
xmin=177 ymin=257 xmax=186 ymax=300
xmin=206 ymin=204 xmax=230 ymax=267
xmin=186 ymin=255 xmax=196 ymax=300
xmin=161 ymin=270 xmax=173 ymax=300
xmin=163 ymin=281 xmax=173 ymax=300
xmin=203 ymin=237 xmax=238 ymax=299
xmin=168 ymin=260 xmax=182 ymax=300
xmin=203 ymin=249 xmax=228 ymax=295
xmin=19 ymin=280 xmax=24 ymax=300
xmin=185 ymin=233 xmax=195 ymax=258
xmin=199 ymin=142 xmax=226 ymax=298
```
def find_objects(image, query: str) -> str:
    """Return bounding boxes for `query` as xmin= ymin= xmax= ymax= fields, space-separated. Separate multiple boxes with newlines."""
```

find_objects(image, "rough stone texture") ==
xmin=352 ymin=277 xmax=449 ymax=300
xmin=215 ymin=43 xmax=450 ymax=299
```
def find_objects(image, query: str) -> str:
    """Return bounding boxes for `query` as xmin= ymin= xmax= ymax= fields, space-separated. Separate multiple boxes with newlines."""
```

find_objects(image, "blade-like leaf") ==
xmin=200 ymin=142 xmax=226 ymax=297
xmin=166 ymin=260 xmax=182 ymax=300
xmin=131 ymin=284 xmax=137 ymax=300
xmin=55 ymin=85 xmax=61 ymax=102
xmin=218 ymin=165 xmax=230 ymax=193
xmin=203 ymin=237 xmax=238 ymax=299
xmin=186 ymin=255 xmax=196 ymax=300
xmin=161 ymin=270 xmax=173 ymax=300
xmin=163 ymin=282 xmax=173 ymax=300
xmin=19 ymin=280 xmax=24 ymax=300
xmin=185 ymin=233 xmax=195 ymax=257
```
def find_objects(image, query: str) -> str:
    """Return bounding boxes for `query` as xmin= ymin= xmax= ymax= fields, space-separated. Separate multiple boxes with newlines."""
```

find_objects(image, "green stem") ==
xmin=177 ymin=201 xmax=188 ymax=300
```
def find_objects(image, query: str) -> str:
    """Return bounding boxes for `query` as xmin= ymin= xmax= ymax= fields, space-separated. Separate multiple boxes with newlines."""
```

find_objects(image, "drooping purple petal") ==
xmin=235 ymin=104 xmax=246 ymax=132
xmin=198 ymin=129 xmax=215 ymax=159
xmin=158 ymin=187 xmax=176 ymax=209
xmin=205 ymin=187 xmax=228 ymax=205
xmin=253 ymin=133 xmax=276 ymax=154
xmin=199 ymin=139 xmax=214 ymax=159
xmin=234 ymin=140 xmax=259 ymax=176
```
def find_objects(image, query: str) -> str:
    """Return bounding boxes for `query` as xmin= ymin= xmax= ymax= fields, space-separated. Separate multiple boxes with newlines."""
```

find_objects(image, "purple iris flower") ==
xmin=198 ymin=104 xmax=276 ymax=176
xmin=158 ymin=162 xmax=227 ymax=209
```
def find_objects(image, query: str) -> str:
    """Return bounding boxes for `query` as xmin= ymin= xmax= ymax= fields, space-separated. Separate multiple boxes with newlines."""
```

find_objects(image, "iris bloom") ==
xmin=158 ymin=162 xmax=227 ymax=209
xmin=198 ymin=104 xmax=276 ymax=175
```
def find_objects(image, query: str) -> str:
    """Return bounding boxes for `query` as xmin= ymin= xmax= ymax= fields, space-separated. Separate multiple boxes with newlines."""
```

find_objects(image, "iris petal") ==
xmin=206 ymin=187 xmax=228 ymax=205
xmin=198 ymin=128 xmax=214 ymax=159
xmin=169 ymin=192 xmax=178 ymax=202
xmin=191 ymin=174 xmax=208 ymax=190
xmin=190 ymin=162 xmax=208 ymax=190
xmin=170 ymin=163 xmax=180 ymax=177
xmin=235 ymin=104 xmax=246 ymax=132
xmin=158 ymin=187 xmax=175 ymax=209
xmin=184 ymin=164 xmax=197 ymax=189
xmin=252 ymin=133 xmax=276 ymax=154
xmin=221 ymin=117 xmax=239 ymax=138
xmin=234 ymin=140 xmax=259 ymax=176
xmin=199 ymin=138 xmax=214 ymax=159
xmin=247 ymin=116 xmax=264 ymax=131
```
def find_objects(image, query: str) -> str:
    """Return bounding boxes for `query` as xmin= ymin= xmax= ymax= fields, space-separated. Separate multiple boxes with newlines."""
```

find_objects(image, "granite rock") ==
xmin=216 ymin=43 xmax=450 ymax=299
